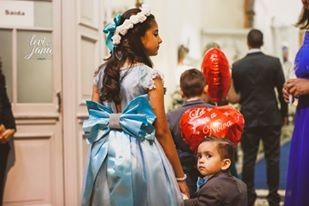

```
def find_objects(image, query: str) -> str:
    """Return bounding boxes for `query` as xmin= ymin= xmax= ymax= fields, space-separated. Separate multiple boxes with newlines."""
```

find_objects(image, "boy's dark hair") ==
xmin=201 ymin=136 xmax=236 ymax=163
xmin=180 ymin=69 xmax=206 ymax=98
xmin=247 ymin=29 xmax=263 ymax=48
xmin=99 ymin=8 xmax=155 ymax=104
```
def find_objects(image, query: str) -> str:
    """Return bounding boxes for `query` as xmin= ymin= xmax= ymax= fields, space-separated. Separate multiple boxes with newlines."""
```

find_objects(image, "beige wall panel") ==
xmin=79 ymin=0 xmax=99 ymax=28
xmin=79 ymin=35 xmax=98 ymax=104
xmin=201 ymin=0 xmax=244 ymax=29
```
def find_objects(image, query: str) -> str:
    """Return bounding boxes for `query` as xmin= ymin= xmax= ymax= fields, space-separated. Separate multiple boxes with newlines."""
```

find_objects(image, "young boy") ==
xmin=167 ymin=69 xmax=212 ymax=195
xmin=184 ymin=137 xmax=247 ymax=206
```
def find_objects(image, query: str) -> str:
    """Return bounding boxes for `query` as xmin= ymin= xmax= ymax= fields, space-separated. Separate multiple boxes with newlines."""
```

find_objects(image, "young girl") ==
xmin=82 ymin=5 xmax=189 ymax=206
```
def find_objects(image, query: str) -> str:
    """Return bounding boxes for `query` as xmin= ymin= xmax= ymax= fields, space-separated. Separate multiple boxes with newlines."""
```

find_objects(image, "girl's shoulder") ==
xmin=135 ymin=64 xmax=164 ymax=91
xmin=93 ymin=63 xmax=107 ymax=88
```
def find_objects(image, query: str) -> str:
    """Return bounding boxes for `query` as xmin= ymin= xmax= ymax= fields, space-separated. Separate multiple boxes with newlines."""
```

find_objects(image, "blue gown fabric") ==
xmin=81 ymin=64 xmax=183 ymax=206
xmin=285 ymin=31 xmax=309 ymax=206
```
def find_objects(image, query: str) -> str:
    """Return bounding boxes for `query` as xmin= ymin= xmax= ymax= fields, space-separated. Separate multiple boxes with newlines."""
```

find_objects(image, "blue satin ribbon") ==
xmin=83 ymin=94 xmax=156 ymax=144
xmin=82 ymin=94 xmax=156 ymax=205
xmin=103 ymin=14 xmax=123 ymax=52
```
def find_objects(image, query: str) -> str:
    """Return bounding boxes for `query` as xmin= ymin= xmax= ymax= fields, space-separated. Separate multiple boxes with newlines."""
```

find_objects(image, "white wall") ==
xmin=145 ymin=0 xmax=245 ymax=107
xmin=201 ymin=0 xmax=244 ymax=29
xmin=99 ymin=0 xmax=303 ymax=108
xmin=254 ymin=0 xmax=303 ymax=60
xmin=145 ymin=0 xmax=204 ymax=105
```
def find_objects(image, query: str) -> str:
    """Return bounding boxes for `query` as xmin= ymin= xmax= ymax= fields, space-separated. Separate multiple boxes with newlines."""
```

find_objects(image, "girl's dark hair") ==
xmin=99 ymin=8 xmax=155 ymax=104
xmin=296 ymin=8 xmax=309 ymax=29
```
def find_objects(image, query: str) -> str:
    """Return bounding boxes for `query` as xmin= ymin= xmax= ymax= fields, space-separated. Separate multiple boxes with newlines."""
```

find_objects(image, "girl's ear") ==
xmin=221 ymin=158 xmax=231 ymax=171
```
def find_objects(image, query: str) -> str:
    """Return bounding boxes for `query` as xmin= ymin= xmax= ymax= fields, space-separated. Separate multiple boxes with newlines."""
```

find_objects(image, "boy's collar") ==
xmin=183 ymin=99 xmax=206 ymax=106
xmin=196 ymin=174 xmax=213 ymax=190
xmin=196 ymin=170 xmax=231 ymax=190
xmin=185 ymin=97 xmax=202 ymax=102
xmin=247 ymin=48 xmax=261 ymax=54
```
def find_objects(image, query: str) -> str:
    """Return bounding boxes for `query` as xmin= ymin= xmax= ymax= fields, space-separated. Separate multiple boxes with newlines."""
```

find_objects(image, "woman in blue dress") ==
xmin=284 ymin=1 xmax=309 ymax=205
xmin=81 ymin=5 xmax=189 ymax=206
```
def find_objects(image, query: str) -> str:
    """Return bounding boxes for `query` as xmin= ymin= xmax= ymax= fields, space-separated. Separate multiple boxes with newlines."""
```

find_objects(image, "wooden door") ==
xmin=0 ymin=0 xmax=63 ymax=205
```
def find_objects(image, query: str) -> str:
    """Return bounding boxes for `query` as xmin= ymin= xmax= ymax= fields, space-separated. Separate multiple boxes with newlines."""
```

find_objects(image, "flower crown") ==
xmin=103 ymin=5 xmax=151 ymax=52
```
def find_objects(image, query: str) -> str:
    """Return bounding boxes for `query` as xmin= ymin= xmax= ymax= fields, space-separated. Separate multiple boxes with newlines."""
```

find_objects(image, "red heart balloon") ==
xmin=202 ymin=48 xmax=231 ymax=103
xmin=179 ymin=106 xmax=245 ymax=152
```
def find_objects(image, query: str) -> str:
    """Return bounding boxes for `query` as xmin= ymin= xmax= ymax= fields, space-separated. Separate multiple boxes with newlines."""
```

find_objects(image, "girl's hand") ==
xmin=0 ymin=129 xmax=15 ymax=143
xmin=182 ymin=193 xmax=189 ymax=200
xmin=177 ymin=181 xmax=190 ymax=198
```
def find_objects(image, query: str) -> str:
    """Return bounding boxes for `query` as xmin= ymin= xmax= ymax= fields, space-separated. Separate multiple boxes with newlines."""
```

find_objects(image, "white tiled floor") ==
xmin=255 ymin=190 xmax=285 ymax=206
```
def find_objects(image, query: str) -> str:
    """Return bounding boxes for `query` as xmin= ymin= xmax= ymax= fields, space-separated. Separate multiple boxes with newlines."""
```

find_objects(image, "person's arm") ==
xmin=227 ymin=79 xmax=240 ymax=103
xmin=148 ymin=77 xmax=190 ymax=197
xmin=91 ymin=85 xmax=100 ymax=102
xmin=227 ymin=66 xmax=241 ymax=104
xmin=0 ymin=71 xmax=16 ymax=143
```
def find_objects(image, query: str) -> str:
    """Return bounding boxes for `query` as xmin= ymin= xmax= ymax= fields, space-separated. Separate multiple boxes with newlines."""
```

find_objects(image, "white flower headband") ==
xmin=112 ymin=5 xmax=151 ymax=45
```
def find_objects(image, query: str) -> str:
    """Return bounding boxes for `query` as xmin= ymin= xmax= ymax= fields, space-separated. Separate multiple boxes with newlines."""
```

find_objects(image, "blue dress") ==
xmin=81 ymin=64 xmax=183 ymax=206
xmin=285 ymin=31 xmax=309 ymax=206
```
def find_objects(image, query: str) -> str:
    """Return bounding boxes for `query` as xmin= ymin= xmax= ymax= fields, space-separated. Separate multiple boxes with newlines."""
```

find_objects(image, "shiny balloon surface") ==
xmin=202 ymin=48 xmax=231 ymax=103
xmin=180 ymin=106 xmax=244 ymax=152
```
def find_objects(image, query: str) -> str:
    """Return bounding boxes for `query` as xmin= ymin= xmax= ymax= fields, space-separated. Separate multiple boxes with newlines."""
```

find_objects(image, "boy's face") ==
xmin=197 ymin=141 xmax=231 ymax=176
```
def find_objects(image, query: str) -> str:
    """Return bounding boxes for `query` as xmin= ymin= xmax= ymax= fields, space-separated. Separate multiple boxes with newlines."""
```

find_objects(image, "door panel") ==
xmin=17 ymin=31 xmax=53 ymax=103
xmin=1 ymin=0 xmax=63 ymax=205
xmin=0 ymin=29 xmax=13 ymax=100
xmin=4 ymin=124 xmax=59 ymax=206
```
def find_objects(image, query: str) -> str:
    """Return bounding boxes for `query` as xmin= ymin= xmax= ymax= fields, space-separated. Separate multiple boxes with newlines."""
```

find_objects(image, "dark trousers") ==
xmin=0 ymin=143 xmax=9 ymax=206
xmin=241 ymin=126 xmax=281 ymax=206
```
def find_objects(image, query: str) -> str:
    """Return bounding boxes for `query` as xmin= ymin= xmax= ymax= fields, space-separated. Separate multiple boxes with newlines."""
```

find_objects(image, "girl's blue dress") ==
xmin=81 ymin=64 xmax=183 ymax=206
xmin=285 ymin=31 xmax=309 ymax=206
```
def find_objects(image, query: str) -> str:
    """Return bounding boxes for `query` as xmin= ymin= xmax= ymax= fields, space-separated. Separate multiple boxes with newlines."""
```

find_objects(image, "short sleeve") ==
xmin=139 ymin=67 xmax=164 ymax=91
xmin=93 ymin=68 xmax=105 ymax=89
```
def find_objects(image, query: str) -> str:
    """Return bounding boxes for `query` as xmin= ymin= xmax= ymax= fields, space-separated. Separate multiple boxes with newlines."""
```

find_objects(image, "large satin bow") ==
xmin=83 ymin=94 xmax=156 ymax=144
xmin=82 ymin=95 xmax=156 ymax=205
xmin=103 ymin=14 xmax=123 ymax=52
